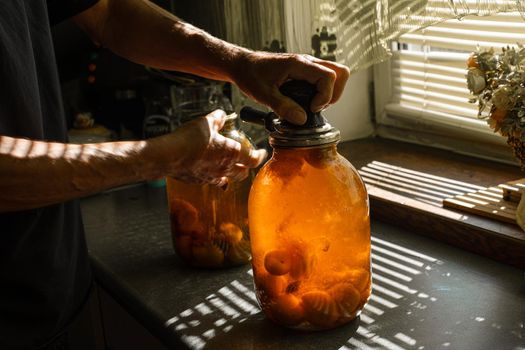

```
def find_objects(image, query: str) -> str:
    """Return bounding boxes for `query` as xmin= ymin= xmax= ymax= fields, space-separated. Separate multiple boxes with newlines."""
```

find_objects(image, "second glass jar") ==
xmin=166 ymin=113 xmax=254 ymax=268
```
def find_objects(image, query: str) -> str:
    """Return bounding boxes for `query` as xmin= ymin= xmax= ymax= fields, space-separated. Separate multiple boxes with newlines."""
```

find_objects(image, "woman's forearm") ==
xmin=73 ymin=0 xmax=351 ymax=125
xmin=74 ymin=0 xmax=246 ymax=82
xmin=0 ymin=136 xmax=156 ymax=212
xmin=0 ymin=111 xmax=266 ymax=213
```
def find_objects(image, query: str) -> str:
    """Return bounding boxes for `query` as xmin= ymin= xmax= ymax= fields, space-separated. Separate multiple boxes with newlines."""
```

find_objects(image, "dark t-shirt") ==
xmin=0 ymin=1 xmax=98 ymax=348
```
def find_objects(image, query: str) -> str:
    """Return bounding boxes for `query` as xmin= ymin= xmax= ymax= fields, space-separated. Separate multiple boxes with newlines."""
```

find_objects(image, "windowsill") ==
xmin=339 ymin=137 xmax=525 ymax=269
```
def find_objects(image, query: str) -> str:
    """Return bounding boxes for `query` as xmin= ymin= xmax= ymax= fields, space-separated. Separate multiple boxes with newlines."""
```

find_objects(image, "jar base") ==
xmin=269 ymin=306 xmax=365 ymax=332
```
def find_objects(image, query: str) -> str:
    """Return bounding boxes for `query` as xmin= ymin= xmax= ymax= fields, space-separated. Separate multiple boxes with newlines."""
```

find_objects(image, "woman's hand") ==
xmin=149 ymin=110 xmax=267 ymax=186
xmin=231 ymin=51 xmax=351 ymax=125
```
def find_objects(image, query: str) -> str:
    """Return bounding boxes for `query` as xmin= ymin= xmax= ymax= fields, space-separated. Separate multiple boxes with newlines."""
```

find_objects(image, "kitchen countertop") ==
xmin=81 ymin=184 xmax=525 ymax=350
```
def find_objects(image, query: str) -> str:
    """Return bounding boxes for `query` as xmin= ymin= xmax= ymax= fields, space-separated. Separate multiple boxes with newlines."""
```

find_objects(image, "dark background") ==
xmin=52 ymin=0 xmax=228 ymax=139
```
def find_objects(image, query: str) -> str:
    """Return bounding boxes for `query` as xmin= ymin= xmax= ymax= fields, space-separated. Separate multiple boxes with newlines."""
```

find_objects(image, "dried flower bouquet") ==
xmin=467 ymin=44 xmax=525 ymax=170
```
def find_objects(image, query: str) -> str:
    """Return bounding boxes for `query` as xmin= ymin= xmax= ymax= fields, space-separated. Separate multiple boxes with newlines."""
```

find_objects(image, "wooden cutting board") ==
xmin=443 ymin=178 xmax=525 ymax=225
xmin=500 ymin=178 xmax=525 ymax=203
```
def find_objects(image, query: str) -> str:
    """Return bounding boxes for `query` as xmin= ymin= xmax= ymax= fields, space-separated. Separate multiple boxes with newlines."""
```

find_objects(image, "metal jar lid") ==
xmin=240 ymin=80 xmax=341 ymax=148
xmin=269 ymin=120 xmax=340 ymax=148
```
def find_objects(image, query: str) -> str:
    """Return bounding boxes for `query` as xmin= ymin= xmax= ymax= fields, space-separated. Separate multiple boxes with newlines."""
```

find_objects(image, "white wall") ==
xmin=323 ymin=68 xmax=374 ymax=141
xmin=283 ymin=0 xmax=374 ymax=141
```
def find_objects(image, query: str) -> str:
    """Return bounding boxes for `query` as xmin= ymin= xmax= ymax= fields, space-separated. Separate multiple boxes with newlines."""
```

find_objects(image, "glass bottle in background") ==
xmin=171 ymin=82 xmax=231 ymax=123
xmin=241 ymin=80 xmax=371 ymax=330
xmin=143 ymin=97 xmax=175 ymax=139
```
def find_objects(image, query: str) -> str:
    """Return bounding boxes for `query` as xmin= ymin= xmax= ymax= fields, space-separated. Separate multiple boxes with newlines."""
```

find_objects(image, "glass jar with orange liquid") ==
xmin=241 ymin=80 xmax=371 ymax=330
xmin=166 ymin=113 xmax=254 ymax=268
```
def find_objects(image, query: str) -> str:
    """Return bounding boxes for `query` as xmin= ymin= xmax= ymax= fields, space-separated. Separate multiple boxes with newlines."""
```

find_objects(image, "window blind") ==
xmin=389 ymin=11 xmax=525 ymax=133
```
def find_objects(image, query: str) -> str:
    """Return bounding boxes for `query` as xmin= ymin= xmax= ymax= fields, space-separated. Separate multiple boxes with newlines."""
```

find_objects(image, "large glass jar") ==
xmin=166 ymin=113 xmax=254 ymax=268
xmin=242 ymin=80 xmax=371 ymax=330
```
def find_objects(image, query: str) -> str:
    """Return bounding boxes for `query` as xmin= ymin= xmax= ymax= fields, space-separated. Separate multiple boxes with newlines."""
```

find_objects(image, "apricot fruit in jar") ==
xmin=347 ymin=268 xmax=370 ymax=292
xmin=219 ymin=222 xmax=243 ymax=244
xmin=170 ymin=199 xmax=198 ymax=228
xmin=329 ymin=282 xmax=361 ymax=318
xmin=191 ymin=244 xmax=224 ymax=268
xmin=270 ymin=294 xmax=305 ymax=327
xmin=301 ymin=290 xmax=339 ymax=328
xmin=264 ymin=249 xmax=292 ymax=276
xmin=226 ymin=240 xmax=251 ymax=265
xmin=256 ymin=272 xmax=287 ymax=299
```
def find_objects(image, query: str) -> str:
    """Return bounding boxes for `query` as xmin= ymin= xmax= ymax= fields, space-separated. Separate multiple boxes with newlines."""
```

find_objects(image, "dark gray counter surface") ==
xmin=81 ymin=185 xmax=525 ymax=350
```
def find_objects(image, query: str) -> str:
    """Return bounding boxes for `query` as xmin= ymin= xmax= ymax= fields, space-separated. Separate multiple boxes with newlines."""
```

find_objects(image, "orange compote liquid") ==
xmin=248 ymin=144 xmax=371 ymax=330
xmin=165 ymin=114 xmax=254 ymax=269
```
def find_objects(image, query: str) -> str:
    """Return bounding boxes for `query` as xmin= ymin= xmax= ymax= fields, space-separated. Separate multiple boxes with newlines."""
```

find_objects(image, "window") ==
xmin=374 ymin=11 xmax=525 ymax=164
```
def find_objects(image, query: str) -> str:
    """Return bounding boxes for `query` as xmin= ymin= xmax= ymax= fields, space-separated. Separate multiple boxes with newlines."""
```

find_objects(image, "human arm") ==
xmin=0 ymin=110 xmax=265 ymax=212
xmin=73 ymin=0 xmax=350 ymax=124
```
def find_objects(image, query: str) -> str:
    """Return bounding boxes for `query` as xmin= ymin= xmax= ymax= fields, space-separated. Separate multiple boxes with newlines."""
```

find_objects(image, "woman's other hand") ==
xmin=148 ymin=109 xmax=267 ymax=186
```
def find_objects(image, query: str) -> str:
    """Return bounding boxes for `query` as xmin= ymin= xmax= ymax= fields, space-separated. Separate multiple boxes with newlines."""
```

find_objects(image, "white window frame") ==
xmin=373 ymin=44 xmax=519 ymax=166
